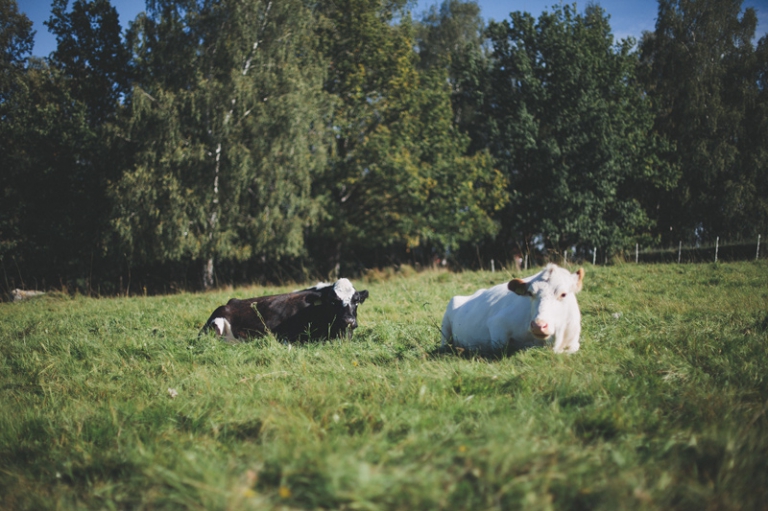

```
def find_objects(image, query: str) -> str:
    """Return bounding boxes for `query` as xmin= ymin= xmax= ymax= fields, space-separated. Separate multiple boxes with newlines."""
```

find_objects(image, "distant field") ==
xmin=1 ymin=262 xmax=767 ymax=510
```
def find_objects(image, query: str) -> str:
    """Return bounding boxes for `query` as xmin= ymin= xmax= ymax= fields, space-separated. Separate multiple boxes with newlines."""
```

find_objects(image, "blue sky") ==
xmin=19 ymin=0 xmax=768 ymax=58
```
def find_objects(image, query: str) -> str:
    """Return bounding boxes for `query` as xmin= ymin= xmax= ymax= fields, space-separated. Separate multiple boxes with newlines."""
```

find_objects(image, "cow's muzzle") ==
xmin=340 ymin=317 xmax=357 ymax=338
xmin=530 ymin=320 xmax=552 ymax=339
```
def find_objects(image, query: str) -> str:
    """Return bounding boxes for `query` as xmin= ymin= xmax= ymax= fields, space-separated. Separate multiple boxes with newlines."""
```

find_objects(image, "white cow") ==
xmin=441 ymin=264 xmax=585 ymax=354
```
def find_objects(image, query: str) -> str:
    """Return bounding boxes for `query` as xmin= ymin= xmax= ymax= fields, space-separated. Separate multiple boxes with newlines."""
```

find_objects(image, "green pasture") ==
xmin=1 ymin=262 xmax=767 ymax=510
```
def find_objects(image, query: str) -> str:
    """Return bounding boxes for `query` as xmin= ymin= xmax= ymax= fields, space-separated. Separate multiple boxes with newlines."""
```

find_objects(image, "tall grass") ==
xmin=1 ymin=262 xmax=767 ymax=509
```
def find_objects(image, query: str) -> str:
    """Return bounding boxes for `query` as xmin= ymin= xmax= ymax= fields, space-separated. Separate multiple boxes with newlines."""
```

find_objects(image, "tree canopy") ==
xmin=638 ymin=0 xmax=768 ymax=244
xmin=1 ymin=0 xmax=766 ymax=293
xmin=110 ymin=0 xmax=329 ymax=287
xmin=483 ymin=4 xmax=678 ymax=256
xmin=310 ymin=0 xmax=506 ymax=272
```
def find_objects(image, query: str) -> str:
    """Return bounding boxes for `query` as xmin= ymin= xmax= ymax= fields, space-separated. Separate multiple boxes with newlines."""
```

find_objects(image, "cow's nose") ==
xmin=344 ymin=317 xmax=357 ymax=329
xmin=530 ymin=320 xmax=549 ymax=336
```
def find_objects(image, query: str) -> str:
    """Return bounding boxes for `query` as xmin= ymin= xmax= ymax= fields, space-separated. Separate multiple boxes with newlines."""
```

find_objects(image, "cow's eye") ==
xmin=559 ymin=292 xmax=567 ymax=299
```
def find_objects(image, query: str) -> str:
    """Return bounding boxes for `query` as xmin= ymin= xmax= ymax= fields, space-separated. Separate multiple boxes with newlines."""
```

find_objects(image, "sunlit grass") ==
xmin=1 ymin=261 xmax=767 ymax=509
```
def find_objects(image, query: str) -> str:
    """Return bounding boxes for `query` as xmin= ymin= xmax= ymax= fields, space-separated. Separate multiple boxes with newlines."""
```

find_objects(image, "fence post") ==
xmin=635 ymin=243 xmax=639 ymax=263
xmin=678 ymin=241 xmax=682 ymax=264
xmin=758 ymin=235 xmax=761 ymax=261
xmin=564 ymin=251 xmax=568 ymax=264
xmin=715 ymin=236 xmax=719 ymax=263
xmin=491 ymin=259 xmax=495 ymax=273
xmin=524 ymin=254 xmax=528 ymax=271
xmin=593 ymin=247 xmax=596 ymax=266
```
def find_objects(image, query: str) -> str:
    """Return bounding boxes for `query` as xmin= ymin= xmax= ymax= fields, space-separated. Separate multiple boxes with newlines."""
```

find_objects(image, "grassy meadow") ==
xmin=1 ymin=261 xmax=767 ymax=510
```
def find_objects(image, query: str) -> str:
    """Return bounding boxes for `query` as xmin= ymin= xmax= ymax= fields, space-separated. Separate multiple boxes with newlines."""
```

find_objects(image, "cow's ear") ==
xmin=305 ymin=292 xmax=324 ymax=306
xmin=572 ymin=268 xmax=585 ymax=293
xmin=508 ymin=279 xmax=528 ymax=296
xmin=357 ymin=290 xmax=369 ymax=304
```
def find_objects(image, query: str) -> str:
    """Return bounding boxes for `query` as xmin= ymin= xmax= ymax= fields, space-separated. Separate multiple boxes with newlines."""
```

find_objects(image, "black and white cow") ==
xmin=200 ymin=278 xmax=369 ymax=342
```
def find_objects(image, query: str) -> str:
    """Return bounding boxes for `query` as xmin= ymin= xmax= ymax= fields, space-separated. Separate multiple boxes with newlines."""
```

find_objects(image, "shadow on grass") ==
xmin=427 ymin=342 xmax=531 ymax=361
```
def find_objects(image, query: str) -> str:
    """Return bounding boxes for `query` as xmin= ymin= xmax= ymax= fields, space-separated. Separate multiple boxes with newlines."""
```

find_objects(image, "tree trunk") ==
xmin=203 ymin=257 xmax=215 ymax=290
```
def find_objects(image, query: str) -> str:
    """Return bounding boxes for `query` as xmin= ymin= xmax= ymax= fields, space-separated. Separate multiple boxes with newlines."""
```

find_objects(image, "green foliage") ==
xmin=0 ymin=0 xmax=33 ymax=99
xmin=0 ymin=0 xmax=128 ymax=292
xmin=313 ymin=0 xmax=507 ymax=265
xmin=416 ymin=0 xmax=489 ymax=151
xmin=0 ymin=0 xmax=34 ymax=260
xmin=46 ymin=0 xmax=130 ymax=125
xmin=485 ymin=4 xmax=677 ymax=255
xmin=1 ymin=262 xmax=768 ymax=509
xmin=3 ymin=0 xmax=768 ymax=291
xmin=639 ymin=0 xmax=767 ymax=243
xmin=111 ymin=0 xmax=330 ymax=283
xmin=0 ymin=59 xmax=114 ymax=284
xmin=417 ymin=0 xmax=485 ymax=72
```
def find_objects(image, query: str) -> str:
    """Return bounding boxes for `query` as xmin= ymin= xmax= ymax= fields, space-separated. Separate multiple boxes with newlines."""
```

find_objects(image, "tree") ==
xmin=638 ymin=0 xmax=763 ymax=243
xmin=0 ymin=0 xmax=35 ymax=266
xmin=485 ymin=4 xmax=676 ymax=257
xmin=0 ymin=0 xmax=33 ymax=101
xmin=312 ymin=0 xmax=507 ymax=272
xmin=415 ymin=0 xmax=489 ymax=153
xmin=46 ymin=0 xmax=130 ymax=125
xmin=0 ymin=58 xmax=111 ymax=289
xmin=111 ymin=0 xmax=330 ymax=288
xmin=733 ymin=36 xmax=768 ymax=237
xmin=1 ymin=0 xmax=130 ymax=292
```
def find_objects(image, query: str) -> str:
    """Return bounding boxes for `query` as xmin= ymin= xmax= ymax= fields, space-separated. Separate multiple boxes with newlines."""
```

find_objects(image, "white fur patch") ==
xmin=213 ymin=317 xmax=236 ymax=341
xmin=333 ymin=278 xmax=356 ymax=306
xmin=533 ymin=263 xmax=580 ymax=295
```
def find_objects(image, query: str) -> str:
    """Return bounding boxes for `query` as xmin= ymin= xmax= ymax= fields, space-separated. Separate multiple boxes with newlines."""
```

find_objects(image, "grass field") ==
xmin=1 ymin=261 xmax=767 ymax=510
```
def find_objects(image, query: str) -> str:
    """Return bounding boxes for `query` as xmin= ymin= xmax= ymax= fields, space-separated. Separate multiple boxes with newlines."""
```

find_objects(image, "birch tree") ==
xmin=111 ymin=0 xmax=329 ymax=288
xmin=416 ymin=0 xmax=489 ymax=153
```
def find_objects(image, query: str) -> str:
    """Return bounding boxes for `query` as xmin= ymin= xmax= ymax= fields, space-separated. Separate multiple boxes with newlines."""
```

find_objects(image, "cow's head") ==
xmin=308 ymin=278 xmax=369 ymax=338
xmin=507 ymin=264 xmax=584 ymax=340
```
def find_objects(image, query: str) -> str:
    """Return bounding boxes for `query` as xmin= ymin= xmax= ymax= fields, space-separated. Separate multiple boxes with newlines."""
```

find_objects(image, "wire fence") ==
xmin=487 ymin=235 xmax=764 ymax=274
xmin=624 ymin=235 xmax=763 ymax=265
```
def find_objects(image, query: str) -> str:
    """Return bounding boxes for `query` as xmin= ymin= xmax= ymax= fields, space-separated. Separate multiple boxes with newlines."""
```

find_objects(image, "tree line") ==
xmin=1 ymin=0 xmax=766 ymax=294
